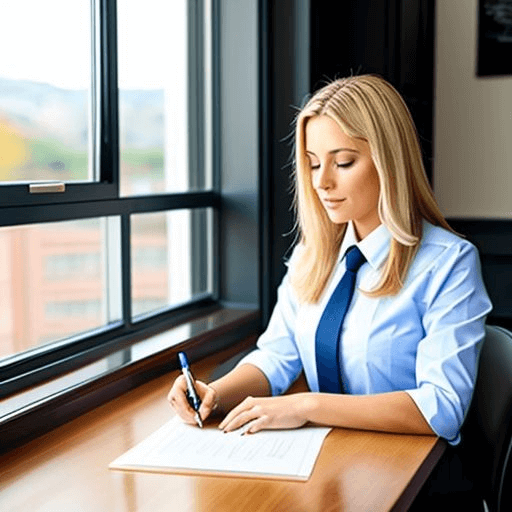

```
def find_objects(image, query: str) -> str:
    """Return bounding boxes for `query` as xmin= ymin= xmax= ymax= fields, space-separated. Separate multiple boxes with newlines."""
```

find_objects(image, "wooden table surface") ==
xmin=0 ymin=343 xmax=445 ymax=512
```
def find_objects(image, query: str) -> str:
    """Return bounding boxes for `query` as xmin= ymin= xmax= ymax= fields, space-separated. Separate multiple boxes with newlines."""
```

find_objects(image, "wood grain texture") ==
xmin=0 ymin=309 xmax=260 ymax=454
xmin=0 ymin=341 xmax=444 ymax=512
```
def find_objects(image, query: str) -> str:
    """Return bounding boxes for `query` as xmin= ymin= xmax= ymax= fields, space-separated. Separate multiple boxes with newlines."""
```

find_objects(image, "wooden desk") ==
xmin=0 ymin=343 xmax=445 ymax=512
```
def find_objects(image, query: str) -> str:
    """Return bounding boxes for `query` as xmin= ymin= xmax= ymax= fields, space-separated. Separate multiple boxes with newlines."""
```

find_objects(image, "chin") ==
xmin=326 ymin=214 xmax=349 ymax=225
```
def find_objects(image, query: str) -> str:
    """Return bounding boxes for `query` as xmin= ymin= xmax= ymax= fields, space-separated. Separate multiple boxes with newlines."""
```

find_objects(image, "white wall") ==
xmin=434 ymin=0 xmax=512 ymax=218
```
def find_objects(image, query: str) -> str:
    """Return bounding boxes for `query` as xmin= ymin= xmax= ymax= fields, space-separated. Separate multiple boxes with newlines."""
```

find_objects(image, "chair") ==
xmin=461 ymin=325 xmax=512 ymax=512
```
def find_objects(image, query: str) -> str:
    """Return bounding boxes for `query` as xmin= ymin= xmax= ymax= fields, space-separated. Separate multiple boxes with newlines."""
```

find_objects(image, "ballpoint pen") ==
xmin=178 ymin=352 xmax=203 ymax=428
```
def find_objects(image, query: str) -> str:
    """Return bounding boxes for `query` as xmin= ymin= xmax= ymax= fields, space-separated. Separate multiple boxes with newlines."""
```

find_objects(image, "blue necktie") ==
xmin=316 ymin=245 xmax=366 ymax=393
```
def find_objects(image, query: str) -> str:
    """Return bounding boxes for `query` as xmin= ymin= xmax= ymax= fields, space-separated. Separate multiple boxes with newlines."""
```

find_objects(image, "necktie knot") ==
xmin=345 ymin=246 xmax=366 ymax=273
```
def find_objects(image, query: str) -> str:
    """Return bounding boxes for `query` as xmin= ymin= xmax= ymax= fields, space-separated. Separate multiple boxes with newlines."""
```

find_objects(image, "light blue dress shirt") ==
xmin=238 ymin=221 xmax=492 ymax=445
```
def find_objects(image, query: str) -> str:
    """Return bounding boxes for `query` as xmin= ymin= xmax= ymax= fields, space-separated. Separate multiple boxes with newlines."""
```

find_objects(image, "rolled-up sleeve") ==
xmin=236 ymin=252 xmax=303 ymax=396
xmin=406 ymin=241 xmax=492 ymax=445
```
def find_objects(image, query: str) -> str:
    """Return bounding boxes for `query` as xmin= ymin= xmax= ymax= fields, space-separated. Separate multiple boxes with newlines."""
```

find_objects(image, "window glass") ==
xmin=131 ymin=209 xmax=213 ymax=319
xmin=117 ymin=0 xmax=210 ymax=195
xmin=0 ymin=217 xmax=121 ymax=360
xmin=0 ymin=1 xmax=93 ymax=184
xmin=0 ymin=0 xmax=217 ymax=397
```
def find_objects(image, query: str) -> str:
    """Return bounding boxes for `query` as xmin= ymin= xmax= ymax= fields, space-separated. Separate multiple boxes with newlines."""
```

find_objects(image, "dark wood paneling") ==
xmin=310 ymin=0 xmax=435 ymax=180
xmin=260 ymin=0 xmax=310 ymax=324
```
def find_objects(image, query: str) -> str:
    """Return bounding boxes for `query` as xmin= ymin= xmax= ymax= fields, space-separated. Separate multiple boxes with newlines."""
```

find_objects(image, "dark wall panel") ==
xmin=260 ymin=0 xmax=310 ymax=324
xmin=309 ymin=0 xmax=435 ymax=180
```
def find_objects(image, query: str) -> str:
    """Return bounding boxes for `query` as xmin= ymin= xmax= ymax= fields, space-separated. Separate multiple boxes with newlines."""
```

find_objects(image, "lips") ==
xmin=322 ymin=198 xmax=346 ymax=207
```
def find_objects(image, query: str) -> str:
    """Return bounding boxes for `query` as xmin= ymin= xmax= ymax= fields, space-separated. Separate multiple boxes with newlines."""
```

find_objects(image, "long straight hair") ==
xmin=291 ymin=75 xmax=455 ymax=303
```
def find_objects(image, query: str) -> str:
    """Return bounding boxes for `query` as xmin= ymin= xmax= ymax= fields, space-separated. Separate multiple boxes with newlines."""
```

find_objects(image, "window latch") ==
xmin=29 ymin=182 xmax=66 ymax=194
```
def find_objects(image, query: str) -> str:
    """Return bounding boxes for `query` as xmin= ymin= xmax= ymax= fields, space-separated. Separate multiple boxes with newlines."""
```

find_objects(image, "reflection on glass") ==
xmin=117 ymin=0 xmax=210 ymax=195
xmin=0 ymin=218 xmax=121 ymax=361
xmin=0 ymin=1 xmax=92 ymax=183
xmin=131 ymin=209 xmax=213 ymax=318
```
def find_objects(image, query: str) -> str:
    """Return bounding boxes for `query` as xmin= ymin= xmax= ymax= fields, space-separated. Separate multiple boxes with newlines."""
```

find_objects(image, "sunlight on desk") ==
xmin=0 ymin=343 xmax=444 ymax=512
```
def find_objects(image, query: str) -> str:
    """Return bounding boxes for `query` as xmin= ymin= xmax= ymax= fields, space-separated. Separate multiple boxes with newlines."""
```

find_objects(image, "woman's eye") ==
xmin=336 ymin=161 xmax=354 ymax=169
xmin=310 ymin=164 xmax=320 ymax=171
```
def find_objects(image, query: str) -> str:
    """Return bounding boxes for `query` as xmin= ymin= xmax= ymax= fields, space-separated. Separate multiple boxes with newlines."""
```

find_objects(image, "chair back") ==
xmin=461 ymin=325 xmax=512 ymax=512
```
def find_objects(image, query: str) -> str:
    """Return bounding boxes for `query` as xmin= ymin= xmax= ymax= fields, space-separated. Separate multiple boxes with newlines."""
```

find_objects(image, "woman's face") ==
xmin=305 ymin=115 xmax=381 ymax=240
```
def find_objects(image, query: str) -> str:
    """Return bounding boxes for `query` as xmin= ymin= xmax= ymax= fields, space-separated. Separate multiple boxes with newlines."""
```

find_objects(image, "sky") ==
xmin=0 ymin=0 xmax=186 ymax=90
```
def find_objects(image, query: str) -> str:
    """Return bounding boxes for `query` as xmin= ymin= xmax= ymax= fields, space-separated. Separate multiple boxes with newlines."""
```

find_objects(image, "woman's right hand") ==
xmin=167 ymin=375 xmax=219 ymax=425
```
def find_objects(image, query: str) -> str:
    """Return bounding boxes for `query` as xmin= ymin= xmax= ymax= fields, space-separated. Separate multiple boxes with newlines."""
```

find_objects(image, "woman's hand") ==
xmin=218 ymin=393 xmax=313 ymax=434
xmin=167 ymin=375 xmax=218 ymax=425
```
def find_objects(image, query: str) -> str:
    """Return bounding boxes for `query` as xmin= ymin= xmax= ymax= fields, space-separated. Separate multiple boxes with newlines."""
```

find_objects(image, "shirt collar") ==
xmin=337 ymin=222 xmax=392 ymax=271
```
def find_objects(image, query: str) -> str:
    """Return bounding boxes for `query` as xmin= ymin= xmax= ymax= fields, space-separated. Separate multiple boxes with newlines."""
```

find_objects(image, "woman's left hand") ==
xmin=218 ymin=393 xmax=313 ymax=434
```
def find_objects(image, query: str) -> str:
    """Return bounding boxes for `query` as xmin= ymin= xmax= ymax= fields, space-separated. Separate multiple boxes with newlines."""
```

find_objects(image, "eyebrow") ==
xmin=306 ymin=148 xmax=360 ymax=156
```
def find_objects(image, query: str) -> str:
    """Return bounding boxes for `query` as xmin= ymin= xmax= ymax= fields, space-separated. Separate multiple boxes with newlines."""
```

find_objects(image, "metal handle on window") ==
xmin=29 ymin=183 xmax=66 ymax=194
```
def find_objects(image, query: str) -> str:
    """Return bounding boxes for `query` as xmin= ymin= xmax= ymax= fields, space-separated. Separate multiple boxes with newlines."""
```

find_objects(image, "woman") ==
xmin=168 ymin=75 xmax=491 ymax=508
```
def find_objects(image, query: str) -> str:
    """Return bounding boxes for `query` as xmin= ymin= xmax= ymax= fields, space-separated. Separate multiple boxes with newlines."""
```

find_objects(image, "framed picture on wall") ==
xmin=477 ymin=0 xmax=512 ymax=76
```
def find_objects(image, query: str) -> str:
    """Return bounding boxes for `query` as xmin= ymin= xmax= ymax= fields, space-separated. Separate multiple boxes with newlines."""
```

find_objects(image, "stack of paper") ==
xmin=110 ymin=417 xmax=331 ymax=481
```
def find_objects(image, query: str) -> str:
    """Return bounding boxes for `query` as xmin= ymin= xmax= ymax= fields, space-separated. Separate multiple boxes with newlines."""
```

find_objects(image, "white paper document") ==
xmin=110 ymin=416 xmax=331 ymax=481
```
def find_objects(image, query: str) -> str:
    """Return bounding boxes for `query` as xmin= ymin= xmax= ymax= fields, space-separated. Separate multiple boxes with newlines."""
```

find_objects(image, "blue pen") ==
xmin=178 ymin=352 xmax=203 ymax=428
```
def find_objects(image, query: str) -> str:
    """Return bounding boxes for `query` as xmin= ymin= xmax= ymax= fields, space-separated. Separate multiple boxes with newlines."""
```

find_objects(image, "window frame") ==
xmin=0 ymin=0 xmax=221 ymax=397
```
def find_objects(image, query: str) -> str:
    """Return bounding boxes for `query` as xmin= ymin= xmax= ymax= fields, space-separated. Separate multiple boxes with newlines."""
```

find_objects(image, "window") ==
xmin=0 ymin=1 xmax=93 ymax=185
xmin=117 ymin=0 xmax=212 ymax=195
xmin=0 ymin=218 xmax=119 ymax=359
xmin=131 ymin=209 xmax=213 ymax=319
xmin=0 ymin=0 xmax=218 ymax=395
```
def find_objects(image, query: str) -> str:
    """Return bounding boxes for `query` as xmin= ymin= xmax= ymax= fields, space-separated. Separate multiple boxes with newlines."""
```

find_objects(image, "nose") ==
xmin=313 ymin=163 xmax=334 ymax=190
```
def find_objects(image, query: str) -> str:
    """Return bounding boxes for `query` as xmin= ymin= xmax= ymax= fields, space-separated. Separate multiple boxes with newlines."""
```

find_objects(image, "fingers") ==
xmin=218 ymin=395 xmax=308 ymax=433
xmin=167 ymin=375 xmax=195 ymax=424
xmin=197 ymin=381 xmax=218 ymax=421
xmin=218 ymin=397 xmax=250 ymax=431
xmin=167 ymin=376 xmax=217 ymax=425
xmin=241 ymin=416 xmax=268 ymax=435
xmin=219 ymin=396 xmax=263 ymax=433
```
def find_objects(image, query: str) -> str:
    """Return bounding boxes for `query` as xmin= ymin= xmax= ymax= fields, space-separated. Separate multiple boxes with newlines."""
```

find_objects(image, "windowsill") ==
xmin=0 ymin=306 xmax=260 ymax=455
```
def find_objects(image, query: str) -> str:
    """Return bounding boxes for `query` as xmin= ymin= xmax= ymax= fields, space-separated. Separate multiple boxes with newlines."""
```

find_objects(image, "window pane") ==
xmin=117 ymin=0 xmax=211 ymax=196
xmin=0 ymin=1 xmax=93 ymax=184
xmin=0 ymin=218 xmax=121 ymax=361
xmin=131 ymin=209 xmax=213 ymax=319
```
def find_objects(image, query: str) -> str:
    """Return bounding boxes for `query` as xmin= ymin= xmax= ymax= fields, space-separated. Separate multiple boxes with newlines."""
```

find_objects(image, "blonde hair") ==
xmin=291 ymin=74 xmax=454 ymax=303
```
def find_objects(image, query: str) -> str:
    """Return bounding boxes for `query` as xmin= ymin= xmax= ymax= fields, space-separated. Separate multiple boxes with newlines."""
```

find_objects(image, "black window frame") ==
xmin=0 ymin=0 xmax=221 ymax=398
